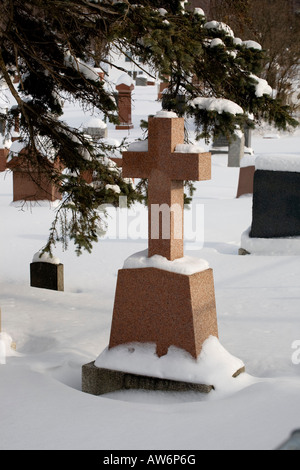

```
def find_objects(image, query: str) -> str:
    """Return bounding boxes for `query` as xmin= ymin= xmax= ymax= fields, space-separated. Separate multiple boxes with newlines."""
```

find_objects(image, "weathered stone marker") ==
xmin=82 ymin=112 xmax=244 ymax=395
xmin=7 ymin=144 xmax=62 ymax=203
xmin=30 ymin=253 xmax=64 ymax=291
xmin=240 ymin=154 xmax=300 ymax=255
xmin=236 ymin=156 xmax=256 ymax=198
xmin=228 ymin=131 xmax=245 ymax=168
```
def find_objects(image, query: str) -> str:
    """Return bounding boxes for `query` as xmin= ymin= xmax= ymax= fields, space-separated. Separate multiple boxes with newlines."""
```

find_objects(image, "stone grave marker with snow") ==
xmin=30 ymin=252 xmax=64 ymax=291
xmin=211 ymin=133 xmax=229 ymax=155
xmin=228 ymin=130 xmax=245 ymax=168
xmin=83 ymin=117 xmax=107 ymax=141
xmin=115 ymin=74 xmax=134 ymax=130
xmin=82 ymin=110 xmax=245 ymax=395
xmin=7 ymin=141 xmax=62 ymax=203
xmin=236 ymin=154 xmax=256 ymax=198
xmin=135 ymin=75 xmax=148 ymax=86
xmin=240 ymin=154 xmax=300 ymax=255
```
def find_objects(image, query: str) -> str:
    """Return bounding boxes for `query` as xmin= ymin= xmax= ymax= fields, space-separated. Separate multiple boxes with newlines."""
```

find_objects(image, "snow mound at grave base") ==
xmin=241 ymin=227 xmax=300 ymax=255
xmin=123 ymin=249 xmax=209 ymax=275
xmin=95 ymin=336 xmax=246 ymax=391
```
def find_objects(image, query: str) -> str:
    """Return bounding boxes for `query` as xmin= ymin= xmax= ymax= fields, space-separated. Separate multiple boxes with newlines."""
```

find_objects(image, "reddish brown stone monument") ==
xmin=115 ymin=81 xmax=134 ymax=130
xmin=0 ymin=148 xmax=9 ymax=172
xmin=109 ymin=116 xmax=217 ymax=359
xmin=82 ymin=113 xmax=244 ymax=395
xmin=236 ymin=165 xmax=255 ymax=198
xmin=7 ymin=147 xmax=62 ymax=202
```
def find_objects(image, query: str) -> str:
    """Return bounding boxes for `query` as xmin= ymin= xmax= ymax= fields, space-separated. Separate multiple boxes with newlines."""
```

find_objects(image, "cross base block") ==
xmin=109 ymin=267 xmax=219 ymax=359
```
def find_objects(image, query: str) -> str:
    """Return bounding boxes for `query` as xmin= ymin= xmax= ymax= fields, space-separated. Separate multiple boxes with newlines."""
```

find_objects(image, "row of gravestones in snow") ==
xmin=1 ymin=113 xmax=300 ymax=290
xmin=2 ymin=112 xmax=300 ymax=395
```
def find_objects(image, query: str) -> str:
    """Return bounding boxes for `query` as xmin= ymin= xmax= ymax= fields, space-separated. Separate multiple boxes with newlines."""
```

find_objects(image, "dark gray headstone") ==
xmin=250 ymin=170 xmax=300 ymax=238
xmin=212 ymin=134 xmax=229 ymax=148
xmin=30 ymin=262 xmax=64 ymax=291
xmin=135 ymin=76 xmax=148 ymax=86
xmin=162 ymin=94 xmax=186 ymax=115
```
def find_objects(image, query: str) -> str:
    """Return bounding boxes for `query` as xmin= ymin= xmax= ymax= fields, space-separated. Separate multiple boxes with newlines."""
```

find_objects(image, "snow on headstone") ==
xmin=30 ymin=251 xmax=64 ymax=291
xmin=83 ymin=116 xmax=107 ymax=140
xmin=240 ymin=153 xmax=300 ymax=254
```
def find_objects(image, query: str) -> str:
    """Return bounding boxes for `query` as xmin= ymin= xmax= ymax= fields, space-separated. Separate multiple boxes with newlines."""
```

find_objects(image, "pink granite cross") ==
xmin=122 ymin=115 xmax=211 ymax=261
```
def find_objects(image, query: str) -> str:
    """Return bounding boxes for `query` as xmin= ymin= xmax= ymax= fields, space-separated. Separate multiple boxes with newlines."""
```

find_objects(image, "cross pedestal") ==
xmin=109 ymin=117 xmax=218 ymax=360
xmin=82 ymin=115 xmax=244 ymax=395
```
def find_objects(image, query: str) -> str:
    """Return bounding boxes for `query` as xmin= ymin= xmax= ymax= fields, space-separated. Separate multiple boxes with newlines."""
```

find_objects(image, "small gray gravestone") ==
xmin=211 ymin=134 xmax=229 ymax=154
xmin=30 ymin=252 xmax=64 ymax=291
xmin=135 ymin=76 xmax=148 ymax=86
xmin=83 ymin=117 xmax=107 ymax=142
xmin=228 ymin=131 xmax=245 ymax=167
xmin=244 ymin=124 xmax=252 ymax=148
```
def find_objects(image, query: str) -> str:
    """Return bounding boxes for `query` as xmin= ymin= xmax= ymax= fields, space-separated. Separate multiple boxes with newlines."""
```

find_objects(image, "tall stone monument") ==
xmin=115 ymin=74 xmax=134 ymax=130
xmin=82 ymin=111 xmax=244 ymax=395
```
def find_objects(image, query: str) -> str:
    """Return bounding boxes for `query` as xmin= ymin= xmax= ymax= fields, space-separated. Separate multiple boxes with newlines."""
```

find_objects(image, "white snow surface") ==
xmin=175 ymin=143 xmax=205 ymax=153
xmin=95 ymin=337 xmax=246 ymax=390
xmin=1 ymin=85 xmax=300 ymax=450
xmin=84 ymin=117 xmax=107 ymax=129
xmin=241 ymin=227 xmax=300 ymax=256
xmin=123 ymin=249 xmax=210 ymax=275
xmin=155 ymin=110 xmax=178 ymax=118
xmin=255 ymin=153 xmax=300 ymax=173
xmin=127 ymin=139 xmax=148 ymax=152
xmin=240 ymin=154 xmax=257 ymax=168
xmin=116 ymin=73 xmax=134 ymax=87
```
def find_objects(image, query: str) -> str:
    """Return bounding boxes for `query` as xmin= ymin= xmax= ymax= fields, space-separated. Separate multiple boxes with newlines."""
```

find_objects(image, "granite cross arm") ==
xmin=122 ymin=116 xmax=211 ymax=261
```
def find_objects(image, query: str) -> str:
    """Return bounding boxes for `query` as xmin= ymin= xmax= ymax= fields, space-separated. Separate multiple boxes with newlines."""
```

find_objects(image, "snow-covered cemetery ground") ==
xmin=1 ymin=84 xmax=300 ymax=450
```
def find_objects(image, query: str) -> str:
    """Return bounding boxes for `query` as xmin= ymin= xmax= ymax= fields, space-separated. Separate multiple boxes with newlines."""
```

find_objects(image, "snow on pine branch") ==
xmin=250 ymin=74 xmax=273 ymax=98
xmin=189 ymin=97 xmax=244 ymax=116
xmin=64 ymin=51 xmax=100 ymax=83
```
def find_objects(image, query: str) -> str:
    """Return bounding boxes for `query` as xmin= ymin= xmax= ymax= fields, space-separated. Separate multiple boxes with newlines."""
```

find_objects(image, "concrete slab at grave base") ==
xmin=82 ymin=362 xmax=212 ymax=395
xmin=109 ymin=267 xmax=219 ymax=359
xmin=82 ymin=362 xmax=246 ymax=396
